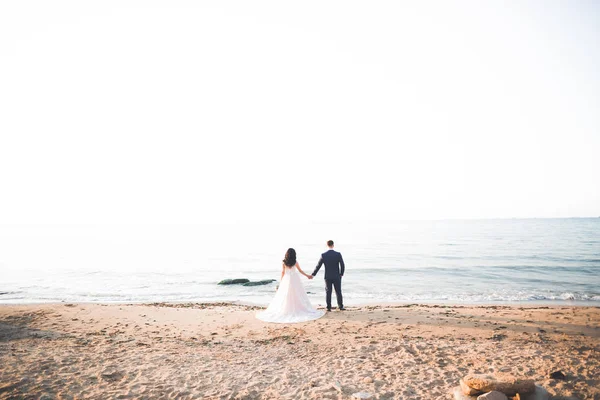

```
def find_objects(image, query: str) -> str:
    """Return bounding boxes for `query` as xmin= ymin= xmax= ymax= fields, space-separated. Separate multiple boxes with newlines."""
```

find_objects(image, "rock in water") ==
xmin=462 ymin=375 xmax=535 ymax=396
xmin=478 ymin=392 xmax=508 ymax=400
xmin=218 ymin=279 xmax=250 ymax=285
xmin=242 ymin=279 xmax=276 ymax=286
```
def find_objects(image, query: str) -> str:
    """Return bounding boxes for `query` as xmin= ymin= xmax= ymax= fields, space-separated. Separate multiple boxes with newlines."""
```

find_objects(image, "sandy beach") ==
xmin=0 ymin=303 xmax=598 ymax=399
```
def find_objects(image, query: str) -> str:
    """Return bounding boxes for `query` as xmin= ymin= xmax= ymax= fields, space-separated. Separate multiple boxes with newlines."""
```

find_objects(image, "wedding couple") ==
xmin=256 ymin=240 xmax=345 ymax=323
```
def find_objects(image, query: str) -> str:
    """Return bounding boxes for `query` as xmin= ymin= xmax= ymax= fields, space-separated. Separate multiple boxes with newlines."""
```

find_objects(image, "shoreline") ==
xmin=1 ymin=302 xmax=598 ymax=399
xmin=1 ymin=299 xmax=599 ymax=308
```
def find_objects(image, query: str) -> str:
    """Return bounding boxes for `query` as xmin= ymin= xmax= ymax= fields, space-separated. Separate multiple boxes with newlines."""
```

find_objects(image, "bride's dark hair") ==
xmin=283 ymin=248 xmax=297 ymax=267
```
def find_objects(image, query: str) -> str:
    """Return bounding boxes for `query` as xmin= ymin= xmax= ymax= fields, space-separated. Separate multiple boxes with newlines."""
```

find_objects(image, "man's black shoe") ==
xmin=339 ymin=307 xmax=346 ymax=311
xmin=326 ymin=308 xmax=332 ymax=312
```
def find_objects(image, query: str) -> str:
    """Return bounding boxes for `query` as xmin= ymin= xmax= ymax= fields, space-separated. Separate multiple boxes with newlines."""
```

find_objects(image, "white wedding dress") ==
xmin=256 ymin=265 xmax=325 ymax=323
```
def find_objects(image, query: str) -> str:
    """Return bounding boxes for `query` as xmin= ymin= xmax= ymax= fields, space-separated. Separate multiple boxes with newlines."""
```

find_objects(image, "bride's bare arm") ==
xmin=295 ymin=262 xmax=312 ymax=279
xmin=281 ymin=263 xmax=286 ymax=280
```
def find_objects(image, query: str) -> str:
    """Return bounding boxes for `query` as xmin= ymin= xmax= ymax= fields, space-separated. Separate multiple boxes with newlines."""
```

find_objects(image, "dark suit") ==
xmin=312 ymin=249 xmax=345 ymax=309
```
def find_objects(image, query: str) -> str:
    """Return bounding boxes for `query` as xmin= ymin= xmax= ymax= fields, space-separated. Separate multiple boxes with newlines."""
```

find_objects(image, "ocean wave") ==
xmin=338 ymin=290 xmax=600 ymax=303
xmin=2 ymin=290 xmax=599 ymax=305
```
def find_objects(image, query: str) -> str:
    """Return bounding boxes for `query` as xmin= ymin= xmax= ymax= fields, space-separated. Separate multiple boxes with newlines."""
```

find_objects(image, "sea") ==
xmin=1 ymin=218 xmax=599 ymax=306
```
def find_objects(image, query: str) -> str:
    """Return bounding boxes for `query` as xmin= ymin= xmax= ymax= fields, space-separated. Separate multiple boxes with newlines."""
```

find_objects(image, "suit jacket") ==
xmin=312 ymin=249 xmax=345 ymax=280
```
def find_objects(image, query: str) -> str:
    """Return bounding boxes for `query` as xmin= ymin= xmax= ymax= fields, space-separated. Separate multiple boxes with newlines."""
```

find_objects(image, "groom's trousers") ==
xmin=325 ymin=278 xmax=343 ymax=309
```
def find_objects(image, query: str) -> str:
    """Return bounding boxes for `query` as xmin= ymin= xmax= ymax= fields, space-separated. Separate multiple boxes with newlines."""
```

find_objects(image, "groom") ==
xmin=310 ymin=240 xmax=345 ymax=311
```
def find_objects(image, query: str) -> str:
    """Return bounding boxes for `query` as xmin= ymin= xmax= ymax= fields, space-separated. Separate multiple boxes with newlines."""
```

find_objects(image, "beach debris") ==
xmin=352 ymin=392 xmax=373 ymax=399
xmin=218 ymin=279 xmax=250 ymax=285
xmin=477 ymin=391 xmax=507 ymax=400
xmin=454 ymin=385 xmax=550 ymax=400
xmin=460 ymin=379 xmax=481 ymax=395
xmin=332 ymin=381 xmax=343 ymax=392
xmin=454 ymin=374 xmax=550 ymax=400
xmin=242 ymin=279 xmax=276 ymax=286
xmin=454 ymin=386 xmax=475 ymax=400
xmin=548 ymin=370 xmax=566 ymax=380
xmin=461 ymin=374 xmax=535 ymax=396
xmin=101 ymin=368 xmax=124 ymax=382
xmin=513 ymin=385 xmax=551 ymax=400
xmin=363 ymin=376 xmax=373 ymax=384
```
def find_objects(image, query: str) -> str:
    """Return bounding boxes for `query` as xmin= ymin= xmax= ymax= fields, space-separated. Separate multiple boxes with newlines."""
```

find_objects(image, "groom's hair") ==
xmin=327 ymin=240 xmax=334 ymax=247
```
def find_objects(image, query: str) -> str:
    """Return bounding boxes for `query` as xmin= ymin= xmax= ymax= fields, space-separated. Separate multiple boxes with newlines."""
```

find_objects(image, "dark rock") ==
xmin=242 ymin=279 xmax=276 ymax=286
xmin=548 ymin=370 xmax=566 ymax=380
xmin=218 ymin=278 xmax=250 ymax=285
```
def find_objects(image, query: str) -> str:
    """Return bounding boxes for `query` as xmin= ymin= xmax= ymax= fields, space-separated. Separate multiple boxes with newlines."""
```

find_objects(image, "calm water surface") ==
xmin=1 ymin=219 xmax=599 ymax=306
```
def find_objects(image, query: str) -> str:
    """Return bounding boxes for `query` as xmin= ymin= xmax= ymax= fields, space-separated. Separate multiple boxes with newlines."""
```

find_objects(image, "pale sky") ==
xmin=1 ymin=1 xmax=599 ymax=224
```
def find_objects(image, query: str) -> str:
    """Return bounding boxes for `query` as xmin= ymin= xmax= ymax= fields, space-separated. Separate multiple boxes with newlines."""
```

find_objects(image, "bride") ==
xmin=256 ymin=248 xmax=325 ymax=323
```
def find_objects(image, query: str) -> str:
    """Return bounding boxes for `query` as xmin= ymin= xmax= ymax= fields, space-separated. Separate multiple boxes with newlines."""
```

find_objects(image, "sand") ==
xmin=0 ymin=303 xmax=598 ymax=399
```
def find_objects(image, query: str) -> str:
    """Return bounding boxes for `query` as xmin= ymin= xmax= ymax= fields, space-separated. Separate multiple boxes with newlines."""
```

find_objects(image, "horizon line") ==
xmin=1 ymin=216 xmax=599 ymax=226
